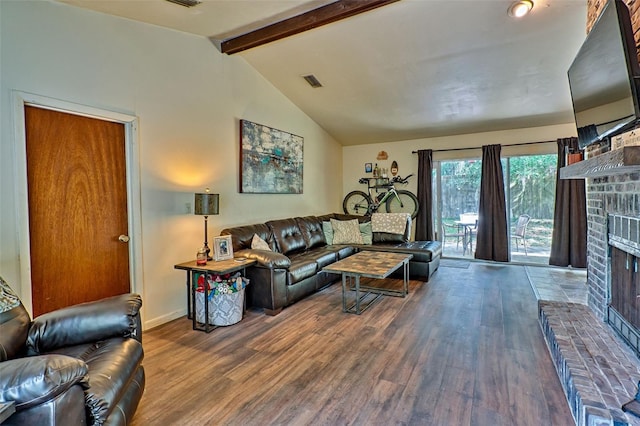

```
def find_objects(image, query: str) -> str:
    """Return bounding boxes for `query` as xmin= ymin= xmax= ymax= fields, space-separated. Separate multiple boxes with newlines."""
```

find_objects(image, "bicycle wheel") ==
xmin=343 ymin=191 xmax=372 ymax=216
xmin=385 ymin=190 xmax=419 ymax=219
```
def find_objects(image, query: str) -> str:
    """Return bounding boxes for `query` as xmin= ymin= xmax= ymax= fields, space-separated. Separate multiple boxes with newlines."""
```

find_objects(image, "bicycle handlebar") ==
xmin=391 ymin=174 xmax=413 ymax=184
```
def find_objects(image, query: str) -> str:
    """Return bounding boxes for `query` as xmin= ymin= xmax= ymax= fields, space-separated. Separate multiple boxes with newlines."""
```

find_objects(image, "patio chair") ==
xmin=456 ymin=213 xmax=478 ymax=255
xmin=512 ymin=214 xmax=531 ymax=255
xmin=441 ymin=222 xmax=465 ymax=251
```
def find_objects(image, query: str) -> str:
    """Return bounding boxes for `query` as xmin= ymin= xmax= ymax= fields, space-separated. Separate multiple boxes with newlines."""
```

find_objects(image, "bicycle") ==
xmin=342 ymin=174 xmax=419 ymax=219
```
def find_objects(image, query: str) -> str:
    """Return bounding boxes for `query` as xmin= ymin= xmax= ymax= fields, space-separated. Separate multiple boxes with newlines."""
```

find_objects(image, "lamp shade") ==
xmin=194 ymin=193 xmax=219 ymax=215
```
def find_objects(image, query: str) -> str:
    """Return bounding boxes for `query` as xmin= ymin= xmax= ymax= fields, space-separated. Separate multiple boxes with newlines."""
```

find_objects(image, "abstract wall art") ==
xmin=239 ymin=119 xmax=304 ymax=194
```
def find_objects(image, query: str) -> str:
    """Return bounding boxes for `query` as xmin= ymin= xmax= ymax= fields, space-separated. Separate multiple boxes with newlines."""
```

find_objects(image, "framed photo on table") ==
xmin=213 ymin=235 xmax=233 ymax=261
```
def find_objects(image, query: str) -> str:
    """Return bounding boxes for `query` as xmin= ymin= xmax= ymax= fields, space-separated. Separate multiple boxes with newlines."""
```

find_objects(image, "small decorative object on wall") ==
xmin=377 ymin=151 xmax=388 ymax=160
xmin=365 ymin=163 xmax=373 ymax=173
xmin=213 ymin=235 xmax=233 ymax=261
xmin=240 ymin=119 xmax=304 ymax=194
xmin=391 ymin=160 xmax=398 ymax=176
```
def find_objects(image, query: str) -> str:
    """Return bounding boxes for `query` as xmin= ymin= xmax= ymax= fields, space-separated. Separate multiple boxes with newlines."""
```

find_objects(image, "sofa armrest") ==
xmin=27 ymin=294 xmax=142 ymax=355
xmin=0 ymin=355 xmax=88 ymax=410
xmin=236 ymin=249 xmax=291 ymax=269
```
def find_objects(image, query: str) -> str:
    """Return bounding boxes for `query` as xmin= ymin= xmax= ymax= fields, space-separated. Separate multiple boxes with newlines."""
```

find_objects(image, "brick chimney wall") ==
xmin=587 ymin=0 xmax=640 ymax=59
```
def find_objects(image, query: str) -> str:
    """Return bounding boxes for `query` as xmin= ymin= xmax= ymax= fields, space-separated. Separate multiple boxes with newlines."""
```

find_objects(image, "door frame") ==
xmin=11 ymin=91 xmax=144 ymax=317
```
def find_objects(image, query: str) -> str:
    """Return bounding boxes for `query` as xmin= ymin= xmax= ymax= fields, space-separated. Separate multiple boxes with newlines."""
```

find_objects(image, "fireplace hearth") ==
xmin=540 ymin=170 xmax=640 ymax=425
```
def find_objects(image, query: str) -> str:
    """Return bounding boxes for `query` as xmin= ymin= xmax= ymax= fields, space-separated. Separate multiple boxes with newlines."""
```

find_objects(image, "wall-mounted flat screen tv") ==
xmin=568 ymin=0 xmax=640 ymax=150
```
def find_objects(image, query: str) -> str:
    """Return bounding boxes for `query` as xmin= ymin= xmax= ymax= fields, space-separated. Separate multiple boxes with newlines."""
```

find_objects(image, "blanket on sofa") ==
xmin=371 ymin=213 xmax=411 ymax=235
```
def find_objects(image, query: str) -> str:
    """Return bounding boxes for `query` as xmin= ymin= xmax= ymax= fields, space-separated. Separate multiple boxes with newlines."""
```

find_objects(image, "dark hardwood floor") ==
xmin=132 ymin=262 xmax=574 ymax=425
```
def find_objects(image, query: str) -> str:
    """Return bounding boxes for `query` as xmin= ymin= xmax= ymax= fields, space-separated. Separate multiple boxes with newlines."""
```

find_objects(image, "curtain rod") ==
xmin=411 ymin=139 xmax=556 ymax=154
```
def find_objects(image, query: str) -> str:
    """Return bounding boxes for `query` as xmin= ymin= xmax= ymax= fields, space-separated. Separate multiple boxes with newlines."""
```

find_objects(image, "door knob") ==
xmin=118 ymin=235 xmax=130 ymax=243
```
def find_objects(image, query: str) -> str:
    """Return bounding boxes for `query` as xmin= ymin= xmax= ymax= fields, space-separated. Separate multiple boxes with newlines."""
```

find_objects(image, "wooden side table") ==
xmin=174 ymin=258 xmax=255 ymax=332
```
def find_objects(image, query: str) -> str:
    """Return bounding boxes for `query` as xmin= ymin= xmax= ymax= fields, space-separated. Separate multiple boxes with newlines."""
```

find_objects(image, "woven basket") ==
xmin=195 ymin=288 xmax=244 ymax=326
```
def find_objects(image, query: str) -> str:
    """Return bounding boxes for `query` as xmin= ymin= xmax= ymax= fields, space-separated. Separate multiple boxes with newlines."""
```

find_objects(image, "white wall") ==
xmin=0 ymin=1 xmax=343 ymax=328
xmin=342 ymin=123 xmax=577 ymax=198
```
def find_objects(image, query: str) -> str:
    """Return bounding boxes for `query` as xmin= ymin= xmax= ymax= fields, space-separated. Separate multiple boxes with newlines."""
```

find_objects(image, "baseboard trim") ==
xmin=144 ymin=309 xmax=185 ymax=330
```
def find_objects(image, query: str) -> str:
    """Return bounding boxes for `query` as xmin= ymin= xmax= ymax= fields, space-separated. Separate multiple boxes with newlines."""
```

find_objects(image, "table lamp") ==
xmin=194 ymin=189 xmax=219 ymax=260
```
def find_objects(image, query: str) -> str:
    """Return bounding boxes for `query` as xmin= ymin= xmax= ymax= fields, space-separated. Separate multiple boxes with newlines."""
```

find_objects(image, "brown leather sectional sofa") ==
xmin=220 ymin=213 xmax=441 ymax=315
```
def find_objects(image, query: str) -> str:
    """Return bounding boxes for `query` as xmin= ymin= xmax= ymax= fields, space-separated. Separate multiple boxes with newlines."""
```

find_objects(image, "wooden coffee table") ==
xmin=322 ymin=251 xmax=413 ymax=314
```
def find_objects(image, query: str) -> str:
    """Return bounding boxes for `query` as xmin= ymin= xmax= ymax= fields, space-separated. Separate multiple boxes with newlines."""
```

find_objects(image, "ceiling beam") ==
xmin=220 ymin=0 xmax=400 ymax=55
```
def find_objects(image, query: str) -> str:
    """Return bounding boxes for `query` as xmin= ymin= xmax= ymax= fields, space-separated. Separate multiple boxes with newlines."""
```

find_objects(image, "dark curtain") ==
xmin=549 ymin=137 xmax=587 ymax=268
xmin=415 ymin=149 xmax=434 ymax=240
xmin=475 ymin=144 xmax=509 ymax=262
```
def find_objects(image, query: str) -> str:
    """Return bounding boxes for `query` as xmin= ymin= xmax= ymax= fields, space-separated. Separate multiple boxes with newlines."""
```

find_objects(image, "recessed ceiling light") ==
xmin=508 ymin=0 xmax=534 ymax=18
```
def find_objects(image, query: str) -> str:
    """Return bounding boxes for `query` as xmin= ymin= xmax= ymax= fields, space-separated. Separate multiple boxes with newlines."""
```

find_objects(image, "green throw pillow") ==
xmin=322 ymin=221 xmax=334 ymax=245
xmin=359 ymin=222 xmax=373 ymax=245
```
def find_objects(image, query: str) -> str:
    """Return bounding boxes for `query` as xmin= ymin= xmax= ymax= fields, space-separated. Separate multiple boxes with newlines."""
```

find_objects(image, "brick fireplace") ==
xmin=585 ymin=172 xmax=640 ymax=348
xmin=543 ymin=164 xmax=640 ymax=425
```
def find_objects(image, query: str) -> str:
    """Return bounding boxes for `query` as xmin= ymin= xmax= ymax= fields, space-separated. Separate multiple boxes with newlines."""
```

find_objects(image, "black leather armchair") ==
xmin=0 ymin=277 xmax=145 ymax=426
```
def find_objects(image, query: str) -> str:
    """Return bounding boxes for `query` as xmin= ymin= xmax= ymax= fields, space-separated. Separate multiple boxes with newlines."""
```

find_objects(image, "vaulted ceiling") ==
xmin=57 ymin=0 xmax=588 ymax=145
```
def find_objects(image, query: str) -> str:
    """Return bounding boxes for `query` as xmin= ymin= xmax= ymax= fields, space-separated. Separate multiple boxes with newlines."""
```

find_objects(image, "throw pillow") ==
xmin=322 ymin=221 xmax=334 ymax=245
xmin=251 ymin=234 xmax=271 ymax=251
xmin=359 ymin=222 xmax=373 ymax=245
xmin=0 ymin=276 xmax=21 ymax=313
xmin=330 ymin=219 xmax=364 ymax=245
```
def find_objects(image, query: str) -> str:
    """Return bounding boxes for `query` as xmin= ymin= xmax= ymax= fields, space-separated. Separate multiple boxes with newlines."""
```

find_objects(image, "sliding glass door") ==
xmin=435 ymin=153 xmax=556 ymax=263
xmin=438 ymin=159 xmax=481 ymax=258
xmin=506 ymin=154 xmax=557 ymax=264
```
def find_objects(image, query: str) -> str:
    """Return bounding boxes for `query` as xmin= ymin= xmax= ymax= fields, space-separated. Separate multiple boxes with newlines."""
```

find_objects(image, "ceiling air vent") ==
xmin=165 ymin=0 xmax=201 ymax=8
xmin=303 ymin=75 xmax=323 ymax=88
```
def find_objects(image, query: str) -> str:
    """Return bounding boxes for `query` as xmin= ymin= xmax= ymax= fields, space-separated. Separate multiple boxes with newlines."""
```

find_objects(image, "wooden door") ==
xmin=25 ymin=105 xmax=131 ymax=316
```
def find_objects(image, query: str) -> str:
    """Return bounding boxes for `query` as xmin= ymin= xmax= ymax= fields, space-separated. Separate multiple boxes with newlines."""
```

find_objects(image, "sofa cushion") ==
xmin=292 ymin=248 xmax=337 ymax=268
xmin=331 ymin=245 xmax=357 ymax=259
xmin=361 ymin=241 xmax=442 ymax=263
xmin=373 ymin=232 xmax=408 ymax=243
xmin=317 ymin=213 xmax=370 ymax=223
xmin=330 ymin=219 xmax=364 ymax=245
xmin=295 ymin=216 xmax=326 ymax=249
xmin=267 ymin=218 xmax=307 ymax=255
xmin=287 ymin=258 xmax=318 ymax=284
xmin=54 ymin=337 xmax=144 ymax=425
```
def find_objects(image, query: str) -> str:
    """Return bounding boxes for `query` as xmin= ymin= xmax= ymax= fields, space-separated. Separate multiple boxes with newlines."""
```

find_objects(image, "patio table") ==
xmin=455 ymin=214 xmax=478 ymax=255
